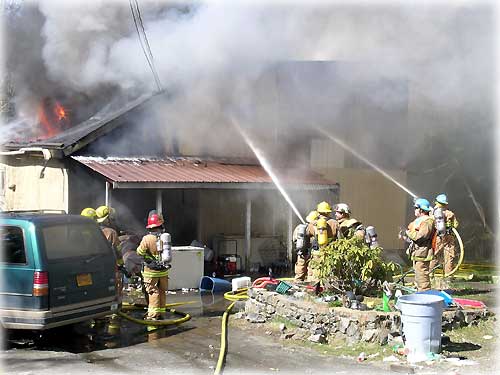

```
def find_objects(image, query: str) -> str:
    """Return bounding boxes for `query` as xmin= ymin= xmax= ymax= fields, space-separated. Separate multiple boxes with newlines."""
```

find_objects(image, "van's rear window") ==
xmin=42 ymin=223 xmax=112 ymax=260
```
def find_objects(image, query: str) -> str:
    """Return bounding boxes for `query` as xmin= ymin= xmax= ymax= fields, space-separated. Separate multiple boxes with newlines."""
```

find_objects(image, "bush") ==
xmin=311 ymin=237 xmax=397 ymax=295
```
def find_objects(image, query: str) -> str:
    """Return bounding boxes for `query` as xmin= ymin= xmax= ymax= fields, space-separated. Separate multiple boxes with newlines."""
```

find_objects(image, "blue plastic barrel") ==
xmin=199 ymin=276 xmax=232 ymax=293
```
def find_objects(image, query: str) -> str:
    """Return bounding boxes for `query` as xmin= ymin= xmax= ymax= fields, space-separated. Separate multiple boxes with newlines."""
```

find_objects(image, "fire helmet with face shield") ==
xmin=334 ymin=203 xmax=351 ymax=215
xmin=435 ymin=193 xmax=448 ymax=205
xmin=414 ymin=198 xmax=432 ymax=212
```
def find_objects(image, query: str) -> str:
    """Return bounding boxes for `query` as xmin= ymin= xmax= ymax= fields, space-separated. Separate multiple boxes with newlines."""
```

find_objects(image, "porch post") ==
xmin=287 ymin=206 xmax=293 ymax=271
xmin=105 ymin=181 xmax=111 ymax=207
xmin=245 ymin=195 xmax=252 ymax=272
xmin=156 ymin=190 xmax=163 ymax=215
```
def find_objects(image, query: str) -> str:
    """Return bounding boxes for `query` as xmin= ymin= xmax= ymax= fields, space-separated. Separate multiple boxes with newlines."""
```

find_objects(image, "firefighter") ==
xmin=80 ymin=207 xmax=97 ymax=221
xmin=293 ymin=210 xmax=319 ymax=282
xmin=333 ymin=203 xmax=365 ymax=240
xmin=307 ymin=201 xmax=338 ymax=284
xmin=136 ymin=212 xmax=172 ymax=320
xmin=96 ymin=205 xmax=122 ymax=261
xmin=400 ymin=198 xmax=435 ymax=292
xmin=430 ymin=194 xmax=459 ymax=275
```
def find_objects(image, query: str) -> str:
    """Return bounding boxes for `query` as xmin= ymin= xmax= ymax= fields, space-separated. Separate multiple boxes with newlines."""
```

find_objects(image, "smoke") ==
xmin=2 ymin=1 xmax=496 ymax=234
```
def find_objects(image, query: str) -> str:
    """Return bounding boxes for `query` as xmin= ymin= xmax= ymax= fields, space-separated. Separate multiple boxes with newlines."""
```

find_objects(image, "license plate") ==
xmin=76 ymin=273 xmax=93 ymax=287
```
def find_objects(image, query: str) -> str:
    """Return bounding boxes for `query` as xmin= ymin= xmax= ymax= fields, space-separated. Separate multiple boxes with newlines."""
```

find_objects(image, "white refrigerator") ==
xmin=168 ymin=246 xmax=205 ymax=290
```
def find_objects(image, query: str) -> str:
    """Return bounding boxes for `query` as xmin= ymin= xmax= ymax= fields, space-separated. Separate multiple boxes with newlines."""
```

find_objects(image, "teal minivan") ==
xmin=0 ymin=212 xmax=119 ymax=330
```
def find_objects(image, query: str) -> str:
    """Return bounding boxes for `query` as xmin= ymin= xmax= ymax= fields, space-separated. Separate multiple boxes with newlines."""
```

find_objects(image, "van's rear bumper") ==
xmin=0 ymin=296 xmax=120 ymax=330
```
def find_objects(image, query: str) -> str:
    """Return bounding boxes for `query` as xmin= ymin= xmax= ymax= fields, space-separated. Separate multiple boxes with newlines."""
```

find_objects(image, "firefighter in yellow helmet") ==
xmin=307 ymin=201 xmax=338 ymax=285
xmin=136 ymin=211 xmax=172 ymax=320
xmin=430 ymin=194 xmax=459 ymax=275
xmin=293 ymin=210 xmax=319 ymax=282
xmin=96 ymin=205 xmax=124 ymax=304
xmin=81 ymin=207 xmax=97 ymax=221
xmin=333 ymin=203 xmax=365 ymax=240
xmin=96 ymin=205 xmax=122 ymax=260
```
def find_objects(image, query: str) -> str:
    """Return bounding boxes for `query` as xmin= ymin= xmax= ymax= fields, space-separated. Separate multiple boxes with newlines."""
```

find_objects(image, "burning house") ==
xmin=1 ymin=61 xmax=411 ymax=272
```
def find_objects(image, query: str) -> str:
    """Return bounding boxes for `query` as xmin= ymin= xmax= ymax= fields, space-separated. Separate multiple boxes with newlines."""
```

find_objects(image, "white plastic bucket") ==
xmin=396 ymin=294 xmax=444 ymax=362
xmin=232 ymin=276 xmax=251 ymax=292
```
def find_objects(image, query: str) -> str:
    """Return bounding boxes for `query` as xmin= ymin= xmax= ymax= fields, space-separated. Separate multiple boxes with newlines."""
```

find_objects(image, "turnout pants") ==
xmin=143 ymin=275 xmax=168 ymax=319
xmin=413 ymin=260 xmax=431 ymax=292
xmin=307 ymin=250 xmax=321 ymax=284
xmin=430 ymin=234 xmax=457 ymax=275
xmin=294 ymin=253 xmax=310 ymax=282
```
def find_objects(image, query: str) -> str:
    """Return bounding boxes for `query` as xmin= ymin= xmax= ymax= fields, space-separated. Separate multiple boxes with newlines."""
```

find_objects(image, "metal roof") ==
xmin=72 ymin=156 xmax=338 ymax=191
xmin=2 ymin=93 xmax=157 ymax=156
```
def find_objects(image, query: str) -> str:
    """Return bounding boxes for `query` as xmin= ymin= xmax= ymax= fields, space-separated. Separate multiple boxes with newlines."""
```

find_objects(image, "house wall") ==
xmin=314 ymin=166 xmax=408 ymax=250
xmin=0 ymin=155 xmax=68 ymax=212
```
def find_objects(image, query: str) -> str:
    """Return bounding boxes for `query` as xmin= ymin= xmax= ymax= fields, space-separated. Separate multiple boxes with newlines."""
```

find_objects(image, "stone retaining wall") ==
xmin=244 ymin=289 xmax=491 ymax=345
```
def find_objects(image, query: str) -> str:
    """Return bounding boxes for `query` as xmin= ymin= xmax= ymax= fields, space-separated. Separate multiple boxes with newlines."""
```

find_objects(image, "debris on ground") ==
xmin=383 ymin=355 xmax=400 ymax=362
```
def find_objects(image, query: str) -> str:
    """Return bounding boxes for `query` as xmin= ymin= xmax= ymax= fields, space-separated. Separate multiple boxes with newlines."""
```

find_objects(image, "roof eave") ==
xmin=111 ymin=181 xmax=339 ymax=191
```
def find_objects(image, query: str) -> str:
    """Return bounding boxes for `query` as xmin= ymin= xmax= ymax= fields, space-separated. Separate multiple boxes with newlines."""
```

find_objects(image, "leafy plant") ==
xmin=311 ymin=237 xmax=397 ymax=295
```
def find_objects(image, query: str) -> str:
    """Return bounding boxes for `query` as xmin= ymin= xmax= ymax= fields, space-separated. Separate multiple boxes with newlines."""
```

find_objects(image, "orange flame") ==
xmin=37 ymin=99 xmax=70 ymax=139
xmin=54 ymin=102 xmax=67 ymax=121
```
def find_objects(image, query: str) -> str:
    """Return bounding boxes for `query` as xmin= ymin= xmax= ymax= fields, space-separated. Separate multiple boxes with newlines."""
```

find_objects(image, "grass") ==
xmin=442 ymin=317 xmax=498 ymax=360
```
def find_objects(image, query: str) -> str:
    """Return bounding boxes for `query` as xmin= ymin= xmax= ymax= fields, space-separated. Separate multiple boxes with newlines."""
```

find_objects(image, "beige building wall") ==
xmin=0 ymin=156 xmax=68 ymax=212
xmin=314 ymin=167 xmax=408 ymax=249
xmin=311 ymin=139 xmax=408 ymax=250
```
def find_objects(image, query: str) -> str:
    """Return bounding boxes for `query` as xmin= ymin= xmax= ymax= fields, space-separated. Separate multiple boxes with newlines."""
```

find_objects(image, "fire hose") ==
xmin=118 ymin=301 xmax=192 ymax=327
xmin=393 ymin=227 xmax=465 ymax=282
xmin=213 ymin=277 xmax=294 ymax=375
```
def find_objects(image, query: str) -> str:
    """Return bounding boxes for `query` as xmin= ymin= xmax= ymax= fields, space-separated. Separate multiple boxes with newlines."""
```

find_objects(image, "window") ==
xmin=1 ymin=226 xmax=27 ymax=264
xmin=42 ymin=223 xmax=111 ymax=260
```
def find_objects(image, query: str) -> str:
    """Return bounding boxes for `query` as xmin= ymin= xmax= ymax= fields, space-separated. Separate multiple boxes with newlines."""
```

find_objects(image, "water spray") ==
xmin=315 ymin=126 xmax=418 ymax=199
xmin=230 ymin=118 xmax=305 ymax=224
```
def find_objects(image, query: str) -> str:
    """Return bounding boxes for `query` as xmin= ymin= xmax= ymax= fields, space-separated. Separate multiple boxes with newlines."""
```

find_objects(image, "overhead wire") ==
xmin=129 ymin=0 xmax=164 ymax=92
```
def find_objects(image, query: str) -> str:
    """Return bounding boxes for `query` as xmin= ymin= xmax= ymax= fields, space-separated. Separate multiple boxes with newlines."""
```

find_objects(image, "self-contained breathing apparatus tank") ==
xmin=316 ymin=217 xmax=328 ymax=246
xmin=433 ymin=207 xmax=447 ymax=236
xmin=364 ymin=226 xmax=379 ymax=248
xmin=295 ymin=223 xmax=309 ymax=255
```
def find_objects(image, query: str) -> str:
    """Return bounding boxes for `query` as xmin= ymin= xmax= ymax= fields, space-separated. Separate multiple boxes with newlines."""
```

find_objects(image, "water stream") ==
xmin=230 ymin=118 xmax=305 ymax=224
xmin=315 ymin=126 xmax=418 ymax=199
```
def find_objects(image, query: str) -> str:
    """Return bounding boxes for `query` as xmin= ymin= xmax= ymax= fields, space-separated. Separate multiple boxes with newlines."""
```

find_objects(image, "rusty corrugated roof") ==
xmin=72 ymin=156 xmax=336 ymax=190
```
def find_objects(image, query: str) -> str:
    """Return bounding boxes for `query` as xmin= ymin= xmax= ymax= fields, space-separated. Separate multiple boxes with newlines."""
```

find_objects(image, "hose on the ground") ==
xmin=118 ymin=301 xmax=192 ymax=326
xmin=213 ymin=277 xmax=296 ymax=375
xmin=213 ymin=301 xmax=236 ymax=375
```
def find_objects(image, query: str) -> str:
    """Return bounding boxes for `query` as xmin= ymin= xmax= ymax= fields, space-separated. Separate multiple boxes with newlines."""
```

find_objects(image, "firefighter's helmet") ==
xmin=334 ymin=203 xmax=351 ymax=215
xmin=414 ymin=198 xmax=432 ymax=212
xmin=435 ymin=193 xmax=448 ymax=205
xmin=96 ymin=205 xmax=112 ymax=223
xmin=316 ymin=201 xmax=332 ymax=214
xmin=146 ymin=213 xmax=164 ymax=229
xmin=306 ymin=210 xmax=319 ymax=223
xmin=81 ymin=207 xmax=97 ymax=221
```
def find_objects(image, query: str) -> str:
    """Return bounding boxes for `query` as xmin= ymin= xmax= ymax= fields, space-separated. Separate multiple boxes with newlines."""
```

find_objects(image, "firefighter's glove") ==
xmin=118 ymin=264 xmax=132 ymax=278
xmin=311 ymin=238 xmax=319 ymax=251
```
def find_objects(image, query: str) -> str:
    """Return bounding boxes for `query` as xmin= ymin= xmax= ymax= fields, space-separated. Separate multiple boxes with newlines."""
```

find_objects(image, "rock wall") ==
xmin=244 ymin=289 xmax=491 ymax=345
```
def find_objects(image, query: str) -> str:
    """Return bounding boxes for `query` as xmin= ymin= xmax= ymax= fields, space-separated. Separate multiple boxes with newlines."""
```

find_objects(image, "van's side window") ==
xmin=1 ymin=226 xmax=26 ymax=264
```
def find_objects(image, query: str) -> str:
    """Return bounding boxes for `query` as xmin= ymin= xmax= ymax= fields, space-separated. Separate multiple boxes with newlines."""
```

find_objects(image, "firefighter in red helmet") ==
xmin=136 ymin=211 xmax=172 ymax=321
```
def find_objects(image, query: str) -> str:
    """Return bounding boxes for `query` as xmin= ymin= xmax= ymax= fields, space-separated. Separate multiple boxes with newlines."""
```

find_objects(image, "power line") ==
xmin=129 ymin=0 xmax=163 ymax=92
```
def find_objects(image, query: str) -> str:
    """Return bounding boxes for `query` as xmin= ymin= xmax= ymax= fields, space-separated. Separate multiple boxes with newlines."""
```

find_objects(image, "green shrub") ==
xmin=311 ymin=237 xmax=397 ymax=295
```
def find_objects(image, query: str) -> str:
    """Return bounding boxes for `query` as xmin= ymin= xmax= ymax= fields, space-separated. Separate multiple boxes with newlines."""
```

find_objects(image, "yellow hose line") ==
xmin=393 ymin=229 xmax=466 ymax=281
xmin=224 ymin=288 xmax=249 ymax=302
xmin=118 ymin=302 xmax=192 ymax=326
xmin=444 ymin=228 xmax=465 ymax=277
xmin=214 ymin=301 xmax=236 ymax=375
